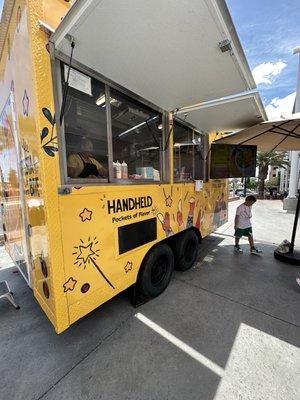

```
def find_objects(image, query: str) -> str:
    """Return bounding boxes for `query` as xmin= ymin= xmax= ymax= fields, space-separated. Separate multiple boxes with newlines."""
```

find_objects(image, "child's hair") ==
xmin=246 ymin=195 xmax=257 ymax=203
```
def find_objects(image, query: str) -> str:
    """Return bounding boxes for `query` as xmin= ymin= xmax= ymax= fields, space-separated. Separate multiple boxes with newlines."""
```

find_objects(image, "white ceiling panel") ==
xmin=176 ymin=96 xmax=264 ymax=133
xmin=52 ymin=0 xmax=260 ymax=113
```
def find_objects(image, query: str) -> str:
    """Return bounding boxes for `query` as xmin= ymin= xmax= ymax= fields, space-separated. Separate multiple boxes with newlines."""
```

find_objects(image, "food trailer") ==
xmin=0 ymin=0 xmax=266 ymax=332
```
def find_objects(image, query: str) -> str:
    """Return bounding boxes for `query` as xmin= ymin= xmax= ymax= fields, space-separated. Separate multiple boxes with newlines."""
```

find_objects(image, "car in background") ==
xmin=235 ymin=189 xmax=257 ymax=197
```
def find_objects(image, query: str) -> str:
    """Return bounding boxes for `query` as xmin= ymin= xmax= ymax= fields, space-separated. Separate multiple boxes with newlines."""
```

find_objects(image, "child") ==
xmin=234 ymin=195 xmax=261 ymax=254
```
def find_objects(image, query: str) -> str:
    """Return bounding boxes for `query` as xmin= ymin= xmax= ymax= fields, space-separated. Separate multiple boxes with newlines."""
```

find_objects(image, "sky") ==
xmin=226 ymin=0 xmax=300 ymax=119
xmin=0 ymin=0 xmax=299 ymax=119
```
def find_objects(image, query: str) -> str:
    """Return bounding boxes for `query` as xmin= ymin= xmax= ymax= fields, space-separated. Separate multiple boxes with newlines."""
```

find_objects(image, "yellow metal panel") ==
xmin=27 ymin=0 xmax=70 ymax=332
xmin=0 ymin=0 xmax=50 ymax=288
xmin=42 ymin=0 xmax=72 ymax=30
xmin=58 ymin=182 xmax=227 ymax=326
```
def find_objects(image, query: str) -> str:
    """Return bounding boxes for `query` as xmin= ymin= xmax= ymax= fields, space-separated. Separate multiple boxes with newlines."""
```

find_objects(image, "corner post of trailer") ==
xmin=105 ymin=84 xmax=114 ymax=182
xmin=168 ymin=113 xmax=174 ymax=185
xmin=49 ymin=41 xmax=68 ymax=186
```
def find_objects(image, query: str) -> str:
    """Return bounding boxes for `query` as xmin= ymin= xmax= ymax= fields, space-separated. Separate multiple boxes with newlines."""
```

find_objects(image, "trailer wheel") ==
xmin=137 ymin=244 xmax=174 ymax=299
xmin=174 ymin=230 xmax=199 ymax=271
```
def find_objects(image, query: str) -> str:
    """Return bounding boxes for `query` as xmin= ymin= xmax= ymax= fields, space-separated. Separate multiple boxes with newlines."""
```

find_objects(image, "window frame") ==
xmin=52 ymin=51 xmax=167 ymax=186
xmin=172 ymin=117 xmax=209 ymax=183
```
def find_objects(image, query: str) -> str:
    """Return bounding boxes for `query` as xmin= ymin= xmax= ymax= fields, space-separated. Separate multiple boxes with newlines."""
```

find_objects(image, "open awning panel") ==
xmin=177 ymin=95 xmax=264 ymax=133
xmin=52 ymin=0 xmax=260 ymax=117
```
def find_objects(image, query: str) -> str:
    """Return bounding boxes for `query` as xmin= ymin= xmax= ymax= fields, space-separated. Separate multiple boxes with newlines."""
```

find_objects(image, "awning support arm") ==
xmin=145 ymin=120 xmax=160 ymax=148
xmin=176 ymin=89 xmax=259 ymax=115
xmin=59 ymin=40 xmax=75 ymax=125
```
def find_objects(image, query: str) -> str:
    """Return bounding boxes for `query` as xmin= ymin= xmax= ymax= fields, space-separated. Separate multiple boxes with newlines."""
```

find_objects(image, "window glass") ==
xmin=110 ymin=88 xmax=162 ymax=181
xmin=173 ymin=121 xmax=206 ymax=181
xmin=61 ymin=64 xmax=108 ymax=180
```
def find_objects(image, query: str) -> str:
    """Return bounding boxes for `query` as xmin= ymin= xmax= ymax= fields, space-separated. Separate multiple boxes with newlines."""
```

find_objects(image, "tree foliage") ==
xmin=257 ymin=151 xmax=289 ymax=198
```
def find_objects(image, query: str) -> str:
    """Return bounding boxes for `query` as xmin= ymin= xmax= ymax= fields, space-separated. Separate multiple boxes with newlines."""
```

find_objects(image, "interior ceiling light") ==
xmin=174 ymin=142 xmax=197 ymax=147
xmin=192 ymin=137 xmax=201 ymax=144
xmin=158 ymin=123 xmax=162 ymax=130
xmin=98 ymin=97 xmax=121 ymax=108
xmin=110 ymin=98 xmax=120 ymax=107
xmin=218 ymin=39 xmax=232 ymax=53
xmin=96 ymin=95 xmax=106 ymax=106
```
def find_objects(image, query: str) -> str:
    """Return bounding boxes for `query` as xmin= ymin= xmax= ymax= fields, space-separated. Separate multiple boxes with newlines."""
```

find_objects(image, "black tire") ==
xmin=137 ymin=244 xmax=174 ymax=299
xmin=174 ymin=230 xmax=199 ymax=271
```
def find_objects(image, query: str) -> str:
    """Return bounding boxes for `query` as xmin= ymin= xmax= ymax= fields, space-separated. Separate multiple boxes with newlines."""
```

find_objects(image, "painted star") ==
xmin=63 ymin=277 xmax=77 ymax=292
xmin=165 ymin=196 xmax=173 ymax=207
xmin=151 ymin=207 xmax=158 ymax=216
xmin=22 ymin=90 xmax=29 ymax=116
xmin=124 ymin=261 xmax=133 ymax=273
xmin=79 ymin=208 xmax=93 ymax=222
xmin=76 ymin=243 xmax=96 ymax=264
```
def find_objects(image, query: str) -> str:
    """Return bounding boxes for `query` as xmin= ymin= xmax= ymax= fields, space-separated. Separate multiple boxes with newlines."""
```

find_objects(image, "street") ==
xmin=0 ymin=199 xmax=299 ymax=400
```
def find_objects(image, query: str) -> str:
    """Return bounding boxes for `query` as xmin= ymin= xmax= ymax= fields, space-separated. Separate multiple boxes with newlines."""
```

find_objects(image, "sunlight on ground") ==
xmin=214 ymin=323 xmax=300 ymax=400
xmin=136 ymin=313 xmax=300 ymax=400
xmin=0 ymin=246 xmax=15 ymax=270
xmin=135 ymin=313 xmax=224 ymax=377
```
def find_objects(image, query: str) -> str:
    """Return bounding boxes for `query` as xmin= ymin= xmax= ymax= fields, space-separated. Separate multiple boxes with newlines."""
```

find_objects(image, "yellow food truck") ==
xmin=0 ymin=0 xmax=266 ymax=332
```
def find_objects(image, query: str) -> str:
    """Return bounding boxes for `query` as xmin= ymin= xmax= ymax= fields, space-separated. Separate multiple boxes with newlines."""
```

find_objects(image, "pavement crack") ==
xmin=174 ymin=277 xmax=300 ymax=329
xmin=35 ymin=312 xmax=133 ymax=400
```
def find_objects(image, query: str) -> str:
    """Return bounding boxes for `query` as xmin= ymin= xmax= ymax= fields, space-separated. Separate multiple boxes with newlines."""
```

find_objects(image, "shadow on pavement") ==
xmin=0 ymin=234 xmax=299 ymax=400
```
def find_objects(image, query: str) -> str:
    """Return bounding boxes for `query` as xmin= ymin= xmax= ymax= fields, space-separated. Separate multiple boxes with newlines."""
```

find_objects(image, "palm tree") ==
xmin=257 ymin=151 xmax=289 ymax=198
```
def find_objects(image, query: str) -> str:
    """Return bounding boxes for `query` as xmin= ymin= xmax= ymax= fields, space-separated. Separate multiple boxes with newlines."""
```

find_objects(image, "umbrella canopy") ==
xmin=214 ymin=116 xmax=300 ymax=151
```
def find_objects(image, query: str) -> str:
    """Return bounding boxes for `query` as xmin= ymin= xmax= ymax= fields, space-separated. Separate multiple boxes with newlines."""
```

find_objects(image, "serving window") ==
xmin=61 ymin=65 xmax=109 ymax=181
xmin=173 ymin=120 xmax=207 ymax=182
xmin=60 ymin=62 xmax=164 ymax=184
xmin=110 ymin=88 xmax=162 ymax=182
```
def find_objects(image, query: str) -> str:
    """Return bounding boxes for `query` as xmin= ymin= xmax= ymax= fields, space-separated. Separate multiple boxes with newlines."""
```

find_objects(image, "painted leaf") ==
xmin=42 ymin=108 xmax=54 ymax=126
xmin=41 ymin=127 xmax=49 ymax=142
xmin=47 ymin=146 xmax=58 ymax=151
xmin=43 ymin=146 xmax=58 ymax=157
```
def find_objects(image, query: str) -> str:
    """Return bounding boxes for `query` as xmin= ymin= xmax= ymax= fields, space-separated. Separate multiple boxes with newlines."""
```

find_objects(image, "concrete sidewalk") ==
xmin=0 ymin=200 xmax=299 ymax=400
xmin=218 ymin=198 xmax=300 ymax=246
